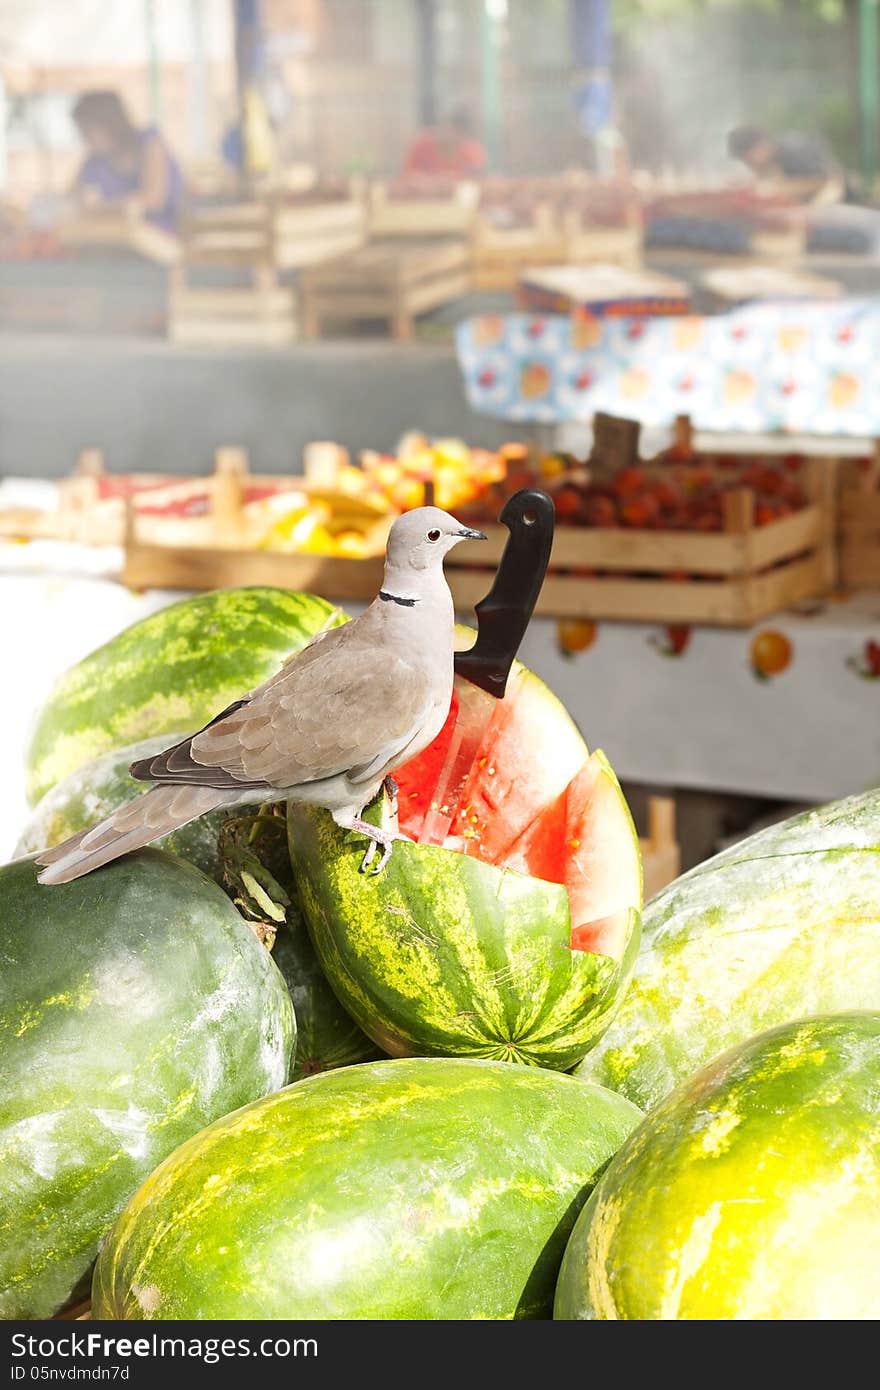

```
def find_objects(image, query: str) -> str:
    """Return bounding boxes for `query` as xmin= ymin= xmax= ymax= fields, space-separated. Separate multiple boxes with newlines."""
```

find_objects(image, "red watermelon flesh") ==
xmin=394 ymin=690 xmax=460 ymax=841
xmin=394 ymin=675 xmax=641 ymax=961
xmin=504 ymin=752 xmax=642 ymax=959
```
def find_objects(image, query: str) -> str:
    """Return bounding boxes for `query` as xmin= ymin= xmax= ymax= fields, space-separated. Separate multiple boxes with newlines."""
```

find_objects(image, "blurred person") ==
xmin=727 ymin=124 xmax=848 ymax=205
xmin=71 ymin=91 xmax=184 ymax=232
xmin=402 ymin=106 xmax=487 ymax=182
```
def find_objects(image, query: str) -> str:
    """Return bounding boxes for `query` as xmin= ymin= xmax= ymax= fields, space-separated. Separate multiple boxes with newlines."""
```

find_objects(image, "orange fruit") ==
xmin=557 ymin=620 xmax=598 ymax=656
xmin=750 ymin=629 xmax=792 ymax=678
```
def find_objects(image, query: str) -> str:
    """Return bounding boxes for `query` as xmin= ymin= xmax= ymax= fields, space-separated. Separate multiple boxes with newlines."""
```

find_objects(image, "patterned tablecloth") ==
xmin=457 ymin=298 xmax=880 ymax=434
xmin=2 ymin=538 xmax=878 ymax=859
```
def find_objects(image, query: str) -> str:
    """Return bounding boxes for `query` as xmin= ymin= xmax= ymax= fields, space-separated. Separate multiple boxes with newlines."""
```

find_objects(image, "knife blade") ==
xmin=418 ymin=487 xmax=555 ymax=847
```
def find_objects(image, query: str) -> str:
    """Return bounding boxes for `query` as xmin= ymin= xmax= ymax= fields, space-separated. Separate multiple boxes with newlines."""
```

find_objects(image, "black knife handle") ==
xmin=453 ymin=488 xmax=555 ymax=698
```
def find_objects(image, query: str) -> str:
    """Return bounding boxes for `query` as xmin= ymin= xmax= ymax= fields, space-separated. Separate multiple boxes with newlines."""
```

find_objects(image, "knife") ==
xmin=418 ymin=487 xmax=555 ymax=847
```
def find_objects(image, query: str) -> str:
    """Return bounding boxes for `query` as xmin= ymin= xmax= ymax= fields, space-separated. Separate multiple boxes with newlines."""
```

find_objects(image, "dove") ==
xmin=36 ymin=507 xmax=487 ymax=885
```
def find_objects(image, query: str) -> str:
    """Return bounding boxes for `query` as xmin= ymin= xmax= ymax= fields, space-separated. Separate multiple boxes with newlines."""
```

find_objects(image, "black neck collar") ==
xmin=379 ymin=590 xmax=418 ymax=607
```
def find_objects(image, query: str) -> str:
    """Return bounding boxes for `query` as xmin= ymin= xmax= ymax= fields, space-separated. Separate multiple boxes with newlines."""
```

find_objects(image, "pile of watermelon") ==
xmin=3 ymin=586 xmax=879 ymax=1321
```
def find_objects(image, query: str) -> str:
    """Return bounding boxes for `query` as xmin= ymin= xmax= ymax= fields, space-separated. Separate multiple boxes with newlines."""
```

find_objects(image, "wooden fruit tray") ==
xmin=57 ymin=211 xmax=181 ymax=266
xmin=445 ymin=459 xmax=837 ymax=627
xmin=122 ymin=521 xmax=386 ymax=599
xmin=0 ymin=445 xmax=392 ymax=577
xmin=299 ymin=238 xmax=471 ymax=341
xmin=839 ymin=450 xmax=880 ymax=589
xmin=471 ymin=202 xmax=564 ymax=291
xmin=168 ymin=195 xmax=365 ymax=344
xmin=366 ymin=181 xmax=479 ymax=238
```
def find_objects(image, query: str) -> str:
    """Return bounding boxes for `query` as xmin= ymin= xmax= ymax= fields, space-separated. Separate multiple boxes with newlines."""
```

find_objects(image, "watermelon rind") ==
xmin=92 ymin=1057 xmax=642 ymax=1320
xmin=288 ymin=787 xmax=640 ymax=1071
xmin=0 ymin=850 xmax=295 ymax=1319
xmin=557 ymin=1012 xmax=880 ymax=1320
xmin=16 ymin=734 xmax=228 ymax=882
xmin=577 ymin=788 xmax=880 ymax=1110
xmin=25 ymin=587 xmax=346 ymax=806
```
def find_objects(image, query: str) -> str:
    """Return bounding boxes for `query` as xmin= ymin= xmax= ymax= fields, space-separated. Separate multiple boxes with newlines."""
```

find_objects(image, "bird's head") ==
xmin=383 ymin=507 xmax=487 ymax=575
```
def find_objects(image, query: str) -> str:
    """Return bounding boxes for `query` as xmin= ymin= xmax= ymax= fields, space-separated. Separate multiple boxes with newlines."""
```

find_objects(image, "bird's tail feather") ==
xmin=36 ymin=785 xmax=227 ymax=885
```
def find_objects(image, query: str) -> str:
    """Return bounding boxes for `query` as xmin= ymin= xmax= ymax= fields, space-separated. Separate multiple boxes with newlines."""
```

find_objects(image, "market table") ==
xmin=457 ymin=299 xmax=880 ymax=433
xmin=2 ymin=535 xmax=877 ymax=863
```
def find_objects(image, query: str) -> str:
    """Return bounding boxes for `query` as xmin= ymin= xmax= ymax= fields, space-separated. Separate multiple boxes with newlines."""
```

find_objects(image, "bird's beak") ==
xmin=456 ymin=527 xmax=488 ymax=541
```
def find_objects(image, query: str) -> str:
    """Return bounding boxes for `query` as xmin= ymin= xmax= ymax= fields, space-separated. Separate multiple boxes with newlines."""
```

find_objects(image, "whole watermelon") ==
xmin=0 ymin=851 xmax=295 ymax=1319
xmin=287 ymin=749 xmax=641 ymax=1072
xmin=273 ymin=921 xmax=382 ymax=1078
xmin=26 ymin=587 xmax=346 ymax=806
xmin=92 ymin=1058 xmax=642 ymax=1320
xmin=556 ymin=1013 xmax=880 ymax=1320
xmin=577 ymin=789 xmax=880 ymax=1110
xmin=16 ymin=734 xmax=228 ymax=882
xmin=219 ymin=804 xmax=382 ymax=1079
xmin=20 ymin=763 xmax=380 ymax=1082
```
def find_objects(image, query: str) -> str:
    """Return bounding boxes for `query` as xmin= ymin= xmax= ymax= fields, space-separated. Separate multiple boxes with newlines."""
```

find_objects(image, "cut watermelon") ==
xmin=289 ymin=653 xmax=641 ymax=1069
xmin=394 ymin=666 xmax=640 ymax=961
xmin=505 ymin=751 xmax=642 ymax=959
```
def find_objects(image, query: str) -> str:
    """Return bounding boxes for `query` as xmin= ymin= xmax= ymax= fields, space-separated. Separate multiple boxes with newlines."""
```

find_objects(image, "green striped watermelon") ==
xmin=0 ymin=850 xmax=295 ymax=1319
xmin=219 ymin=804 xmax=382 ymax=1080
xmin=556 ymin=1013 xmax=880 ymax=1320
xmin=274 ymin=922 xmax=383 ymax=1079
xmin=25 ymin=587 xmax=346 ymax=806
xmin=20 ymin=764 xmax=378 ymax=1082
xmin=16 ymin=734 xmax=228 ymax=882
xmin=288 ymin=665 xmax=642 ymax=1071
xmin=577 ymin=789 xmax=880 ymax=1110
xmin=92 ymin=1058 xmax=642 ymax=1320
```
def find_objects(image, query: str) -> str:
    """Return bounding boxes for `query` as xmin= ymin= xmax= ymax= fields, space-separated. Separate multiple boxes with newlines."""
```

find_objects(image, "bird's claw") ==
xmin=358 ymin=832 xmax=394 ymax=875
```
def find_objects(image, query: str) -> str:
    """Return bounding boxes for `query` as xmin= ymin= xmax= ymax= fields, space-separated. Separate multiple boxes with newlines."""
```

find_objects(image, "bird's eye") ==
xmin=426 ymin=528 xmax=442 ymax=542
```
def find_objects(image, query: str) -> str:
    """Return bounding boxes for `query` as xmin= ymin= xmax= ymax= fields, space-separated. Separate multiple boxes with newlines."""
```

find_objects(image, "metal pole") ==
xmin=858 ymin=0 xmax=879 ymax=192
xmin=416 ymin=0 xmax=437 ymax=126
xmin=188 ymin=0 xmax=209 ymax=159
xmin=480 ymin=0 xmax=504 ymax=170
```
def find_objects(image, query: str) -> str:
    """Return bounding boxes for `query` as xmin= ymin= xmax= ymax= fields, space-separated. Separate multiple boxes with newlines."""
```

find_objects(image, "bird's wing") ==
xmin=141 ymin=623 xmax=437 ymax=793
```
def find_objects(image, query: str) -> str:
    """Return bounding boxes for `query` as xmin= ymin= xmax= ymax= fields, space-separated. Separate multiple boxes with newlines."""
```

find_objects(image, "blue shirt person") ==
xmin=72 ymin=90 xmax=184 ymax=233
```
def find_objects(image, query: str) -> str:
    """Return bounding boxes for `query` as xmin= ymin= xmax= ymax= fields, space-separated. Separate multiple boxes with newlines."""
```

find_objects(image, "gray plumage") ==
xmin=37 ymin=507 xmax=486 ymax=884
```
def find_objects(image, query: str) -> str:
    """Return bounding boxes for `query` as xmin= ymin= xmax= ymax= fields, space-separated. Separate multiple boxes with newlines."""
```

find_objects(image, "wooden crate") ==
xmin=0 ymin=444 xmax=388 ymax=556
xmin=169 ymin=282 xmax=298 ymax=346
xmin=169 ymin=195 xmax=364 ymax=344
xmin=57 ymin=210 xmax=181 ymax=266
xmin=273 ymin=199 xmax=365 ymax=270
xmin=123 ymin=531 xmax=386 ymax=598
xmin=120 ymin=442 xmax=391 ymax=595
xmin=170 ymin=202 xmax=293 ymax=346
xmin=471 ymin=202 xmax=564 ymax=291
xmin=640 ymin=797 xmax=681 ymax=900
xmin=366 ymin=181 xmax=479 ymax=238
xmin=562 ymin=200 xmax=643 ymax=270
xmin=123 ymin=514 xmax=386 ymax=597
xmin=299 ymin=238 xmax=471 ymax=341
xmin=446 ymin=460 xmax=837 ymax=627
xmin=700 ymin=262 xmax=842 ymax=309
xmin=839 ymin=451 xmax=880 ymax=589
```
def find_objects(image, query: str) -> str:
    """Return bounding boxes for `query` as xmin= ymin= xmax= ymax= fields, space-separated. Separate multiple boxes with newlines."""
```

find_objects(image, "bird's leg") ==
xmin=332 ymin=811 xmax=398 ymax=875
